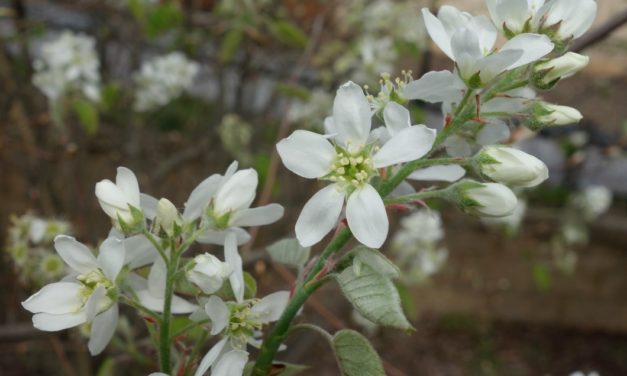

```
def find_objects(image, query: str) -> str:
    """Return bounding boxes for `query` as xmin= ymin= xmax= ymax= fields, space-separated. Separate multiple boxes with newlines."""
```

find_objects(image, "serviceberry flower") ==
xmin=475 ymin=145 xmax=549 ymax=187
xmin=187 ymin=253 xmax=232 ymax=295
xmin=22 ymin=235 xmax=125 ymax=355
xmin=95 ymin=167 xmax=142 ymax=226
xmin=451 ymin=180 xmax=518 ymax=217
xmin=421 ymin=5 xmax=554 ymax=85
xmin=277 ymin=81 xmax=436 ymax=248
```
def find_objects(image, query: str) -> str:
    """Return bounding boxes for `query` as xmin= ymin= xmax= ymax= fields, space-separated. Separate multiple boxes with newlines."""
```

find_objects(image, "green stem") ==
xmin=159 ymin=245 xmax=180 ymax=374
xmin=383 ymin=188 xmax=450 ymax=205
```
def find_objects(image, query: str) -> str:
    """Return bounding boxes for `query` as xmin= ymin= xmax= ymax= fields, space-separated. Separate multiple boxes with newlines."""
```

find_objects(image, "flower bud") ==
xmin=452 ymin=180 xmax=518 ymax=217
xmin=475 ymin=146 xmax=548 ymax=187
xmin=187 ymin=253 xmax=232 ymax=294
xmin=156 ymin=198 xmax=180 ymax=235
xmin=533 ymin=53 xmax=589 ymax=89
xmin=528 ymin=102 xmax=583 ymax=130
xmin=95 ymin=167 xmax=142 ymax=227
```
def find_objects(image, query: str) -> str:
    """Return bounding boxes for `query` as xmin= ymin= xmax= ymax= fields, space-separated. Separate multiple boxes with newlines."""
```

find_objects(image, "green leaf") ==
xmin=533 ymin=263 xmax=551 ymax=291
xmin=72 ymin=99 xmax=99 ymax=135
xmin=332 ymin=329 xmax=385 ymax=376
xmin=352 ymin=246 xmax=399 ymax=278
xmin=244 ymin=271 xmax=257 ymax=299
xmin=336 ymin=263 xmax=413 ymax=330
xmin=145 ymin=3 xmax=183 ymax=38
xmin=220 ymin=29 xmax=243 ymax=64
xmin=267 ymin=238 xmax=310 ymax=270
xmin=269 ymin=20 xmax=308 ymax=48
xmin=243 ymin=362 xmax=309 ymax=376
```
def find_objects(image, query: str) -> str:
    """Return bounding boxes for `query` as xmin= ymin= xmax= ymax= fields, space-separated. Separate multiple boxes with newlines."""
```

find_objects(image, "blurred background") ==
xmin=1 ymin=0 xmax=627 ymax=375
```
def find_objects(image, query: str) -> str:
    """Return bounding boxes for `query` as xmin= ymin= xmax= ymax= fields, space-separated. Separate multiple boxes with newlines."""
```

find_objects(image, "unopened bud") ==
xmin=528 ymin=102 xmax=583 ymax=130
xmin=187 ymin=253 xmax=232 ymax=294
xmin=475 ymin=146 xmax=548 ymax=187
xmin=156 ymin=198 xmax=180 ymax=235
xmin=533 ymin=52 xmax=589 ymax=89
xmin=451 ymin=180 xmax=518 ymax=217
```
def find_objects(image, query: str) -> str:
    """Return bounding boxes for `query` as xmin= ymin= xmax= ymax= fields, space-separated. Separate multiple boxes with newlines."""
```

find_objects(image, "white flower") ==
xmin=194 ymin=291 xmax=290 ymax=376
xmin=486 ymin=0 xmax=545 ymax=35
xmin=277 ymin=82 xmax=436 ymax=248
xmin=536 ymin=102 xmax=583 ymax=126
xmin=457 ymin=181 xmax=518 ymax=217
xmin=133 ymin=52 xmax=199 ymax=112
xmin=477 ymin=145 xmax=549 ymax=187
xmin=533 ymin=0 xmax=597 ymax=41
xmin=22 ymin=235 xmax=125 ymax=355
xmin=487 ymin=0 xmax=597 ymax=42
xmin=187 ymin=253 xmax=232 ymax=294
xmin=534 ymin=52 xmax=589 ymax=86
xmin=95 ymin=167 xmax=142 ymax=225
xmin=32 ymin=31 xmax=100 ymax=102
xmin=421 ymin=6 xmax=554 ymax=84
xmin=182 ymin=162 xmax=284 ymax=245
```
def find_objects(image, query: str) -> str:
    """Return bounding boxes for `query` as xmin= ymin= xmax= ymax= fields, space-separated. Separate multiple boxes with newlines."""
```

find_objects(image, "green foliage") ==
xmin=532 ymin=263 xmax=552 ymax=291
xmin=268 ymin=19 xmax=308 ymax=48
xmin=220 ymin=29 xmax=244 ymax=64
xmin=351 ymin=246 xmax=399 ymax=279
xmin=336 ymin=262 xmax=413 ymax=330
xmin=72 ymin=99 xmax=99 ymax=135
xmin=332 ymin=329 xmax=385 ymax=376
xmin=243 ymin=271 xmax=257 ymax=299
xmin=266 ymin=238 xmax=311 ymax=271
xmin=97 ymin=358 xmax=116 ymax=376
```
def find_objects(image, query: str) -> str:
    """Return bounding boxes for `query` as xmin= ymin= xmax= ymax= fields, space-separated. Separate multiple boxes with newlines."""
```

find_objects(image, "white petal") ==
xmin=148 ymin=257 xmax=167 ymax=299
xmin=251 ymin=291 xmax=290 ymax=323
xmin=123 ymin=234 xmax=159 ymax=268
xmin=373 ymin=125 xmax=436 ymax=168
xmin=95 ymin=180 xmax=130 ymax=219
xmin=501 ymin=33 xmax=554 ymax=69
xmin=437 ymin=5 xmax=473 ymax=34
xmin=276 ymin=130 xmax=335 ymax=179
xmin=332 ymin=81 xmax=371 ymax=148
xmin=32 ymin=312 xmax=86 ymax=331
xmin=212 ymin=350 xmax=248 ymax=376
xmin=84 ymin=285 xmax=106 ymax=322
xmin=88 ymin=305 xmax=118 ymax=355
xmin=224 ymin=232 xmax=244 ymax=303
xmin=116 ymin=167 xmax=140 ymax=207
xmin=230 ymin=204 xmax=284 ymax=227
xmin=468 ymin=15 xmax=497 ymax=53
xmin=295 ymin=184 xmax=345 ymax=247
xmin=54 ymin=235 xmax=98 ymax=273
xmin=97 ymin=237 xmax=125 ymax=280
xmin=421 ymin=8 xmax=454 ymax=60
xmin=135 ymin=289 xmax=197 ymax=314
xmin=140 ymin=193 xmax=159 ymax=220
xmin=170 ymin=295 xmax=199 ymax=313
xmin=196 ymin=228 xmax=251 ymax=246
xmin=403 ymin=70 xmax=464 ymax=103
xmin=22 ymin=282 xmax=83 ymax=314
xmin=451 ymin=29 xmax=482 ymax=79
xmin=408 ymin=165 xmax=467 ymax=182
xmin=183 ymin=174 xmax=222 ymax=221
xmin=214 ymin=169 xmax=258 ymax=214
xmin=346 ymin=185 xmax=388 ymax=248
xmin=383 ymin=102 xmax=410 ymax=135
xmin=205 ymin=296 xmax=229 ymax=335
xmin=476 ymin=49 xmax=523 ymax=83
xmin=194 ymin=338 xmax=228 ymax=376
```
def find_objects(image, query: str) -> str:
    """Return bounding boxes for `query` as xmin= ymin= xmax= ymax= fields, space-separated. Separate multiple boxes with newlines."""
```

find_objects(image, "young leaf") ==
xmin=266 ymin=238 xmax=310 ymax=270
xmin=336 ymin=263 xmax=413 ymax=330
xmin=268 ymin=20 xmax=308 ymax=48
xmin=332 ymin=329 xmax=385 ymax=376
xmin=352 ymin=246 xmax=399 ymax=278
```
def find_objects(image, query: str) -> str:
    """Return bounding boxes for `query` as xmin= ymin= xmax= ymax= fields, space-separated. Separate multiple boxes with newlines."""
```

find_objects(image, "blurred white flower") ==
xmin=133 ymin=52 xmax=199 ymax=112
xmin=32 ymin=31 xmax=100 ymax=102
xmin=574 ymin=186 xmax=612 ymax=221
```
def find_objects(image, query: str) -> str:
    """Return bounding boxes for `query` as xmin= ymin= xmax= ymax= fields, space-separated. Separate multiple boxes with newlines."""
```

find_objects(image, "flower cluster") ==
xmin=5 ymin=214 xmax=71 ymax=288
xmin=133 ymin=52 xmax=200 ymax=112
xmin=32 ymin=31 xmax=101 ymax=102
xmin=22 ymin=163 xmax=287 ymax=371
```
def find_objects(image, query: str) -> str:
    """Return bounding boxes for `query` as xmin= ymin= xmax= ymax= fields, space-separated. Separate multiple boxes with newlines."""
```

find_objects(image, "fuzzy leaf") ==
xmin=72 ymin=99 xmax=99 ymax=135
xmin=267 ymin=238 xmax=310 ymax=270
xmin=352 ymin=246 xmax=399 ymax=278
xmin=336 ymin=263 xmax=413 ymax=330
xmin=332 ymin=329 xmax=385 ymax=376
